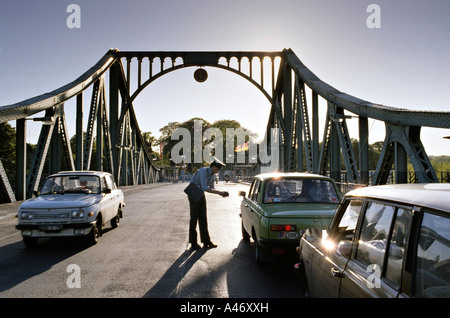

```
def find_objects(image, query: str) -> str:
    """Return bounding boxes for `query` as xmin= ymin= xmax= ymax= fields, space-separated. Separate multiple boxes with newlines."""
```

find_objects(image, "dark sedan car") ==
xmin=297 ymin=183 xmax=450 ymax=298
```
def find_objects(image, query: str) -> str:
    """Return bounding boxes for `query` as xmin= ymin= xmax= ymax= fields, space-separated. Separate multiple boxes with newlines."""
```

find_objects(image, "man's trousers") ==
xmin=188 ymin=195 xmax=211 ymax=244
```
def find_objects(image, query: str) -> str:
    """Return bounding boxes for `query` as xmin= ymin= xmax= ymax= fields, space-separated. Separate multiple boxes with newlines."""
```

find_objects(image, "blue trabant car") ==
xmin=16 ymin=171 xmax=125 ymax=246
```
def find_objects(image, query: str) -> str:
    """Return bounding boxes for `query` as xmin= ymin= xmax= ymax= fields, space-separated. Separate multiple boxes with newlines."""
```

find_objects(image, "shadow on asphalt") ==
xmin=0 ymin=237 xmax=89 ymax=293
xmin=144 ymin=239 xmax=303 ymax=298
xmin=144 ymin=247 xmax=208 ymax=297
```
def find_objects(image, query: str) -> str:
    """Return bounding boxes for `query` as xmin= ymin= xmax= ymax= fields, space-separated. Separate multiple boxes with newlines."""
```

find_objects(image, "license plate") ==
xmin=278 ymin=231 xmax=298 ymax=239
xmin=39 ymin=225 xmax=62 ymax=232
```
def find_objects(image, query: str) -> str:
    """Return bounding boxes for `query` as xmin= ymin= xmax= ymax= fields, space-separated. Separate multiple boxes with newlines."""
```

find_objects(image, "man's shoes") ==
xmin=190 ymin=243 xmax=201 ymax=250
xmin=203 ymin=242 xmax=218 ymax=249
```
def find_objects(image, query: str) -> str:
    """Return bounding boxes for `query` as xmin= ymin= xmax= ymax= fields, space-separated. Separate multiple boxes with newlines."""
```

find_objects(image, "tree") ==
xmin=0 ymin=122 xmax=16 ymax=177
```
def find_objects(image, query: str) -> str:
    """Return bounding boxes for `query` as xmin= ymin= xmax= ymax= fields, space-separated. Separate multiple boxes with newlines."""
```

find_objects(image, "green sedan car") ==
xmin=239 ymin=172 xmax=341 ymax=263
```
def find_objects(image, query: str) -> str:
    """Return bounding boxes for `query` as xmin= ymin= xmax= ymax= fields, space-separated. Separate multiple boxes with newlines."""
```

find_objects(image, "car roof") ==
xmin=47 ymin=171 xmax=111 ymax=178
xmin=254 ymin=172 xmax=335 ymax=181
xmin=346 ymin=183 xmax=450 ymax=213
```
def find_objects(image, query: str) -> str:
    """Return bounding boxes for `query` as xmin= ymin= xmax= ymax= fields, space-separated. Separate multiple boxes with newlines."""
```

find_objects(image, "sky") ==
xmin=0 ymin=0 xmax=449 ymax=156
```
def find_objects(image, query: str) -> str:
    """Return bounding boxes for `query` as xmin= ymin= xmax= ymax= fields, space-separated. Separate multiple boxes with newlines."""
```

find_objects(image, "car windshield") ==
xmin=263 ymin=178 xmax=339 ymax=204
xmin=40 ymin=175 xmax=101 ymax=194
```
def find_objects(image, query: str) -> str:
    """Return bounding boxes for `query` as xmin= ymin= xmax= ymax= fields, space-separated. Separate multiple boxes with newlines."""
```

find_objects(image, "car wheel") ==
xmin=111 ymin=209 xmax=121 ymax=229
xmin=23 ymin=236 xmax=38 ymax=248
xmin=295 ymin=261 xmax=311 ymax=298
xmin=302 ymin=278 xmax=311 ymax=298
xmin=255 ymin=239 xmax=267 ymax=264
xmin=241 ymin=220 xmax=250 ymax=241
xmin=87 ymin=218 xmax=101 ymax=245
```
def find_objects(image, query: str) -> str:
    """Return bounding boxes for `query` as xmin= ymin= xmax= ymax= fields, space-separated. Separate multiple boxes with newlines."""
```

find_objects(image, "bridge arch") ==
xmin=118 ymin=52 xmax=285 ymax=134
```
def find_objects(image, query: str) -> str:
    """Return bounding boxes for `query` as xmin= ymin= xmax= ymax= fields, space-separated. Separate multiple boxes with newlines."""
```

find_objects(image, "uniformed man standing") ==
xmin=188 ymin=159 xmax=228 ymax=249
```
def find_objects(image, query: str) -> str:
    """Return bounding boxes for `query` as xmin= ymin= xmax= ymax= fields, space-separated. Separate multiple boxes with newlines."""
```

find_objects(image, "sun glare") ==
xmin=322 ymin=239 xmax=336 ymax=251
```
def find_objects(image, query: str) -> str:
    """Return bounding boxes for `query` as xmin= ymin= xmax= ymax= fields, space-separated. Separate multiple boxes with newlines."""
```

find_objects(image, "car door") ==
xmin=241 ymin=179 xmax=255 ymax=234
xmin=242 ymin=179 xmax=261 ymax=238
xmin=340 ymin=202 xmax=414 ymax=298
xmin=106 ymin=175 xmax=120 ymax=215
xmin=412 ymin=210 xmax=450 ymax=298
xmin=101 ymin=176 xmax=114 ymax=223
xmin=309 ymin=198 xmax=364 ymax=297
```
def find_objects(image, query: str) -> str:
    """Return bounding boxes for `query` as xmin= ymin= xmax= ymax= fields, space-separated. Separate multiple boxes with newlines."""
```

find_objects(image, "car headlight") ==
xmin=71 ymin=210 xmax=85 ymax=219
xmin=20 ymin=211 xmax=33 ymax=220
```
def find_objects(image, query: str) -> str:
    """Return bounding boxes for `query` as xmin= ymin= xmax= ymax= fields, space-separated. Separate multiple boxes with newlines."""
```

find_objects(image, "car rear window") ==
xmin=263 ymin=178 xmax=339 ymax=204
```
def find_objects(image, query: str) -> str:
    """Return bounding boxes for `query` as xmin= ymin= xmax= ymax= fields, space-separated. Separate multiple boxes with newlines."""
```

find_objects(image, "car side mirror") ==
xmin=337 ymin=241 xmax=352 ymax=258
xmin=103 ymin=188 xmax=112 ymax=194
xmin=239 ymin=191 xmax=246 ymax=197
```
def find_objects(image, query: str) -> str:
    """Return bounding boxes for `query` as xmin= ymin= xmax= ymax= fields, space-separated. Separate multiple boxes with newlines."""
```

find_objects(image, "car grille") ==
xmin=33 ymin=211 xmax=71 ymax=220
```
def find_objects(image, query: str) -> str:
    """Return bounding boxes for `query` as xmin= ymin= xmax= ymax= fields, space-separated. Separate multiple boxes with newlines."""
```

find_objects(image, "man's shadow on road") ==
xmin=144 ymin=247 xmax=207 ymax=298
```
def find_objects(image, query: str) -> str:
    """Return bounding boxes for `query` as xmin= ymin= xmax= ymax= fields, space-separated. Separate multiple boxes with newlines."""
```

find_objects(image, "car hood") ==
xmin=19 ymin=194 xmax=102 ymax=209
xmin=262 ymin=203 xmax=338 ymax=218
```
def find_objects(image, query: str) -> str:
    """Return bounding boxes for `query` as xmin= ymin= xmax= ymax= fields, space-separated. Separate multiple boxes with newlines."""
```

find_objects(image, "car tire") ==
xmin=87 ymin=218 xmax=101 ymax=245
xmin=296 ymin=260 xmax=311 ymax=298
xmin=241 ymin=220 xmax=250 ymax=241
xmin=23 ymin=236 xmax=38 ymax=248
xmin=255 ymin=239 xmax=267 ymax=264
xmin=111 ymin=209 xmax=121 ymax=229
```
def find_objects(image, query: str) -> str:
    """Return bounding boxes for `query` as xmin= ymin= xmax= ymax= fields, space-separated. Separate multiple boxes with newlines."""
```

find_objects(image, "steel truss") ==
xmin=1 ymin=49 xmax=449 ymax=202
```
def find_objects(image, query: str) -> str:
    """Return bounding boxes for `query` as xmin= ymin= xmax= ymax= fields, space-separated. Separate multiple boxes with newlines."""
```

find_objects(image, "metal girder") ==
xmin=83 ymin=78 xmax=102 ymax=170
xmin=101 ymin=89 xmax=114 ymax=174
xmin=0 ymin=160 xmax=15 ymax=202
xmin=317 ymin=103 xmax=359 ymax=183
xmin=0 ymin=50 xmax=117 ymax=123
xmin=2 ymin=48 xmax=450 ymax=203
xmin=58 ymin=109 xmax=75 ymax=172
xmin=372 ymin=124 xmax=438 ymax=185
xmin=284 ymin=48 xmax=450 ymax=129
xmin=26 ymin=108 xmax=56 ymax=197
xmin=296 ymin=77 xmax=313 ymax=172
xmin=329 ymin=105 xmax=359 ymax=183
xmin=15 ymin=118 xmax=26 ymax=200
xmin=318 ymin=113 xmax=332 ymax=177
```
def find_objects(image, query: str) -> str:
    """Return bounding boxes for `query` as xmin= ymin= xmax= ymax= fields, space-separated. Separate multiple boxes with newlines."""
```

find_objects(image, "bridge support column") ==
xmin=359 ymin=116 xmax=369 ymax=185
xmin=15 ymin=118 xmax=26 ymax=201
xmin=395 ymin=141 xmax=408 ymax=183
xmin=109 ymin=62 xmax=120 ymax=183
xmin=312 ymin=92 xmax=319 ymax=173
xmin=329 ymin=122 xmax=341 ymax=183
xmin=76 ymin=93 xmax=83 ymax=170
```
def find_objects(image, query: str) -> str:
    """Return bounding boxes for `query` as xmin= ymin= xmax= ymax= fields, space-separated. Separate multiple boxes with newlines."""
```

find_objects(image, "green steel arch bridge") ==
xmin=1 ymin=49 xmax=449 ymax=202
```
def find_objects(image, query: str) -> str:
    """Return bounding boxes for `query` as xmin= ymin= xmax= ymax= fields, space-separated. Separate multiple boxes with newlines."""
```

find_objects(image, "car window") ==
xmin=330 ymin=199 xmax=363 ymax=257
xmin=41 ymin=175 xmax=100 ymax=194
xmin=414 ymin=212 xmax=450 ymax=298
xmin=251 ymin=179 xmax=261 ymax=202
xmin=101 ymin=177 xmax=108 ymax=192
xmin=336 ymin=199 xmax=363 ymax=236
xmin=385 ymin=208 xmax=413 ymax=286
xmin=263 ymin=178 xmax=338 ymax=204
xmin=105 ymin=175 xmax=114 ymax=190
xmin=248 ymin=179 xmax=256 ymax=199
xmin=108 ymin=175 xmax=117 ymax=190
xmin=355 ymin=202 xmax=396 ymax=270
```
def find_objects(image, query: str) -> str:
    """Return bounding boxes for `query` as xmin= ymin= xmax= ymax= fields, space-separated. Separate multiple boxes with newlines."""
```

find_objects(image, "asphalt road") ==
xmin=0 ymin=182 xmax=303 ymax=299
